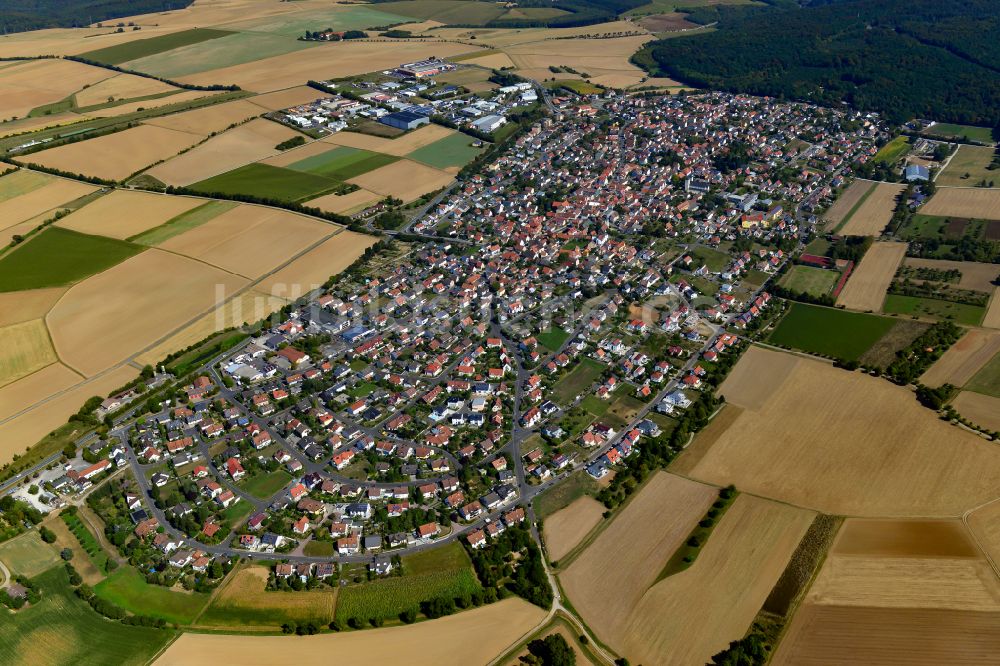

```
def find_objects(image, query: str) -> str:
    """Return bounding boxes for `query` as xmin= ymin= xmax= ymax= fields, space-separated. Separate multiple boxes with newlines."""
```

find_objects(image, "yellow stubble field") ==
xmin=255 ymin=230 xmax=377 ymax=298
xmin=54 ymin=189 xmax=204 ymax=239
xmin=542 ymin=495 xmax=605 ymax=562
xmin=902 ymin=257 xmax=1000 ymax=292
xmin=347 ymin=159 xmax=454 ymax=202
xmin=835 ymin=241 xmax=907 ymax=311
xmin=305 ymin=188 xmax=383 ymax=215
xmin=0 ymin=58 xmax=109 ymax=120
xmin=142 ymin=98 xmax=264 ymax=136
xmin=0 ymin=176 xmax=98 ymax=232
xmin=0 ymin=319 xmax=58 ymax=388
xmin=0 ymin=287 xmax=67 ymax=327
xmin=156 ymin=597 xmax=546 ymax=666
xmin=919 ymin=328 xmax=1000 ymax=387
xmin=951 ymin=391 xmax=1000 ymax=432
xmin=246 ymin=86 xmax=332 ymax=112
xmin=26 ymin=124 xmax=204 ymax=181
xmin=145 ymin=118 xmax=304 ymax=185
xmin=73 ymin=73 xmax=180 ymax=107
xmin=921 ymin=188 xmax=1000 ymax=220
xmin=688 ymin=345 xmax=1000 ymax=516
xmin=838 ymin=182 xmax=904 ymax=236
xmin=319 ymin=123 xmax=455 ymax=156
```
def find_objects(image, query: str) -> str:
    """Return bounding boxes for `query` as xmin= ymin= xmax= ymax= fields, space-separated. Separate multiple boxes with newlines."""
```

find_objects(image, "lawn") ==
xmin=239 ymin=469 xmax=292 ymax=499
xmin=966 ymin=351 xmax=1000 ymax=398
xmin=0 ymin=567 xmax=174 ymax=665
xmin=129 ymin=200 xmax=237 ymax=245
xmin=189 ymin=163 xmax=345 ymax=202
xmin=579 ymin=394 xmax=611 ymax=417
xmin=536 ymin=326 xmax=571 ymax=352
xmin=303 ymin=540 xmax=335 ymax=557
xmin=0 ymin=227 xmax=144 ymax=292
xmin=689 ymin=246 xmax=733 ymax=273
xmin=551 ymin=358 xmax=606 ymax=405
xmin=334 ymin=541 xmax=481 ymax=623
xmin=873 ymin=135 xmax=910 ymax=164
xmin=535 ymin=471 xmax=599 ymax=520
xmin=882 ymin=294 xmax=985 ymax=326
xmin=94 ymin=567 xmax=210 ymax=625
xmin=407 ymin=133 xmax=485 ymax=169
xmin=803 ymin=237 xmax=831 ymax=255
xmin=779 ymin=265 xmax=840 ymax=297
xmin=79 ymin=28 xmax=235 ymax=65
xmin=287 ymin=146 xmax=399 ymax=180
xmin=926 ymin=123 xmax=996 ymax=144
xmin=0 ymin=531 xmax=60 ymax=578
xmin=768 ymin=302 xmax=897 ymax=361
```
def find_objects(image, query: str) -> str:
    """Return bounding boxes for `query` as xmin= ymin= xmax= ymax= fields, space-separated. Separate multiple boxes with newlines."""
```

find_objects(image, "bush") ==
xmin=60 ymin=548 xmax=73 ymax=561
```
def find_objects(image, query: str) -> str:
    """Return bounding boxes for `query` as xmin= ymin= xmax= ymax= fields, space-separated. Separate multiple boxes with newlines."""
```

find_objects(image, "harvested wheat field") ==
xmin=145 ymin=119 xmax=304 ymax=185
xmin=620 ymin=496 xmax=813 ymax=665
xmin=966 ymin=500 xmax=1000 ymax=566
xmin=348 ymin=159 xmax=454 ymax=202
xmin=255 ymin=230 xmax=377 ymax=298
xmin=157 ymin=597 xmax=545 ymax=666
xmin=502 ymin=35 xmax=653 ymax=87
xmin=560 ymin=472 xmax=717 ymax=645
xmin=920 ymin=329 xmax=1000 ymax=387
xmin=0 ymin=287 xmax=66 ymax=327
xmin=199 ymin=565 xmax=337 ymax=629
xmin=305 ymin=188 xmax=383 ymax=215
xmin=161 ymin=205 xmax=335 ymax=279
xmin=985 ymin=291 xmax=1000 ymax=329
xmin=143 ymin=98 xmax=264 ymax=136
xmin=688 ymin=345 xmax=1000 ymax=516
xmin=543 ymin=496 xmax=605 ymax=562
xmin=0 ymin=58 xmax=109 ymax=119
xmin=902 ymin=257 xmax=1000 ymax=293
xmin=836 ymin=241 xmax=907 ymax=311
xmin=46 ymin=249 xmax=248 ymax=377
xmin=922 ymin=188 xmax=1000 ymax=220
xmin=321 ymin=123 xmax=455 ymax=156
xmin=952 ymin=391 xmax=1000 ymax=432
xmin=27 ymin=125 xmax=203 ymax=181
xmin=0 ymin=169 xmax=51 ymax=201
xmin=459 ymin=51 xmax=516 ymax=69
xmin=73 ymin=73 xmax=179 ymax=107
xmin=0 ymin=363 xmax=81 ymax=423
xmin=79 ymin=90 xmax=215 ymax=119
xmin=0 ymin=319 xmax=57 ymax=387
xmin=0 ymin=113 xmax=84 ymax=138
xmin=135 ymin=289 xmax=287 ymax=368
xmin=55 ymin=190 xmax=203 ymax=239
xmin=838 ymin=182 xmax=903 ymax=236
xmin=0 ymin=178 xmax=97 ymax=231
xmin=669 ymin=405 xmax=744 ymax=475
xmin=0 ymin=364 xmax=137 ymax=465
xmin=178 ymin=41 xmax=474 ymax=92
xmin=773 ymin=517 xmax=1000 ymax=665
xmin=246 ymin=86 xmax=331 ymax=112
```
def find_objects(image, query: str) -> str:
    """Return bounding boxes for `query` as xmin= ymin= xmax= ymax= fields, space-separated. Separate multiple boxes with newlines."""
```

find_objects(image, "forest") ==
xmin=634 ymin=0 xmax=1000 ymax=126
xmin=0 ymin=1 xmax=193 ymax=32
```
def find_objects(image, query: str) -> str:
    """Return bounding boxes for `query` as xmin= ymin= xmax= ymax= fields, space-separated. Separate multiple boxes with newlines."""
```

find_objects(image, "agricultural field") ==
xmin=145 ymin=118 xmax=306 ymax=186
xmin=882 ymin=293 xmax=985 ymax=325
xmin=767 ymin=302 xmax=896 ymax=361
xmin=937 ymin=145 xmax=999 ymax=188
xmin=952 ymin=391 xmax=1000 ymax=432
xmin=347 ymin=159 xmax=455 ymax=203
xmin=143 ymin=99 xmax=264 ymax=136
xmin=838 ymin=183 xmax=904 ymax=236
xmin=25 ymin=124 xmax=204 ymax=181
xmin=130 ymin=200 xmax=238 ymax=246
xmin=534 ymin=470 xmax=599 ymax=520
xmin=254 ymin=230 xmax=377 ymax=298
xmin=689 ymin=345 xmax=1000 ymax=516
xmin=0 ymin=567 xmax=174 ymax=666
xmin=921 ymin=188 xmax=1000 ymax=220
xmin=0 ymin=318 xmax=57 ymax=386
xmin=985 ymin=292 xmax=1000 ymax=328
xmin=189 ymin=163 xmax=346 ymax=202
xmin=855 ymin=319 xmax=930 ymax=368
xmin=284 ymin=146 xmax=400 ymax=181
xmin=873 ymin=135 xmax=910 ymax=164
xmin=0 ymin=530 xmax=60 ymax=578
xmin=55 ymin=189 xmax=204 ymax=239
xmin=560 ymin=472 xmax=717 ymax=647
xmin=0 ymin=172 xmax=97 ymax=239
xmin=79 ymin=28 xmax=236 ymax=65
xmin=778 ymin=265 xmax=839 ymax=298
xmin=836 ymin=241 xmax=907 ymax=311
xmin=245 ymin=86 xmax=334 ymax=113
xmin=966 ymin=347 xmax=1000 ymax=397
xmin=0 ymin=58 xmax=110 ymax=120
xmin=901 ymin=257 xmax=1000 ymax=292
xmin=305 ymin=188 xmax=383 ymax=215
xmin=320 ymin=123 xmax=455 ymax=156
xmin=406 ymin=133 xmax=485 ymax=170
xmin=919 ymin=329 xmax=1000 ymax=387
xmin=925 ymin=122 xmax=996 ymax=144
xmin=502 ymin=34 xmax=656 ymax=89
xmin=621 ymin=496 xmax=813 ymax=666
xmin=542 ymin=495 xmax=605 ymax=562
xmin=95 ymin=568 xmax=210 ymax=625
xmin=159 ymin=597 xmax=546 ymax=666
xmin=823 ymin=180 xmax=873 ymax=228
xmin=197 ymin=564 xmax=336 ymax=628
xmin=373 ymin=1 xmax=506 ymax=24
xmin=0 ymin=227 xmax=144 ymax=292
xmin=773 ymin=518 xmax=1000 ymax=664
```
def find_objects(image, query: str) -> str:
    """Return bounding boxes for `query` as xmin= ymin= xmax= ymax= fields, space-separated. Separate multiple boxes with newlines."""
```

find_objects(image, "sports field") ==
xmin=937 ymin=145 xmax=999 ymax=188
xmin=925 ymin=122 xmax=996 ymax=144
xmin=768 ymin=302 xmax=896 ymax=361
xmin=836 ymin=241 xmax=907 ymax=311
xmin=189 ymin=163 xmax=344 ymax=202
xmin=286 ymin=146 xmax=400 ymax=180
xmin=0 ymin=227 xmax=144 ymax=292
xmin=779 ymin=265 xmax=839 ymax=297
xmin=690 ymin=345 xmax=1000 ymax=516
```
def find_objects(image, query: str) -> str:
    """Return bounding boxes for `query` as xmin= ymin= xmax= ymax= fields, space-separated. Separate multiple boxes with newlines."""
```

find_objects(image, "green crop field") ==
xmin=189 ymin=163 xmax=344 ymax=202
xmin=0 ymin=566 xmax=174 ymax=665
xmin=0 ymin=169 xmax=51 ymax=202
xmin=287 ymin=146 xmax=399 ymax=180
xmin=0 ymin=227 xmax=144 ymax=292
xmin=334 ymin=541 xmax=481 ymax=623
xmin=779 ymin=265 xmax=840 ymax=297
xmin=238 ymin=469 xmax=292 ymax=499
xmin=536 ymin=326 xmax=571 ymax=352
xmin=407 ymin=133 xmax=485 ymax=169
xmin=80 ymin=28 xmax=235 ymax=65
xmin=375 ymin=0 xmax=506 ymax=24
xmin=873 ymin=135 xmax=910 ymax=165
xmin=925 ymin=123 xmax=996 ymax=144
xmin=768 ymin=302 xmax=897 ymax=361
xmin=94 ymin=568 xmax=210 ymax=625
xmin=122 ymin=32 xmax=316 ymax=79
xmin=129 ymin=200 xmax=238 ymax=245
xmin=551 ymin=358 xmax=606 ymax=405
xmin=882 ymin=294 xmax=985 ymax=326
xmin=966 ymin=351 xmax=1000 ymax=398
xmin=0 ymin=531 xmax=60 ymax=578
